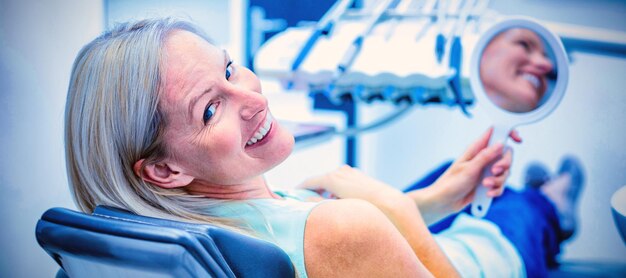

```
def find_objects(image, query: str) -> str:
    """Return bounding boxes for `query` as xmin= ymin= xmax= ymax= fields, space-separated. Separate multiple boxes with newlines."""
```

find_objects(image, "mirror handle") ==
xmin=471 ymin=125 xmax=511 ymax=218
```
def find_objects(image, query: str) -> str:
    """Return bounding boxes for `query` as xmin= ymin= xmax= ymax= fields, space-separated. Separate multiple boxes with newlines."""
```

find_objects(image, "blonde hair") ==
xmin=65 ymin=18 xmax=239 ymax=229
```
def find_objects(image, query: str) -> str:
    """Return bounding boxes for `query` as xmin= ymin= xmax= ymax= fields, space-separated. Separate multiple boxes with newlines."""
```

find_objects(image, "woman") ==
xmin=480 ymin=28 xmax=554 ymax=113
xmin=65 ymin=18 xmax=580 ymax=277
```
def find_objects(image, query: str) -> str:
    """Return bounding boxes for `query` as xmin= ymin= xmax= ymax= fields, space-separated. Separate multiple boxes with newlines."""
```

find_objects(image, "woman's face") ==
xmin=480 ymin=28 xmax=554 ymax=113
xmin=159 ymin=30 xmax=294 ymax=187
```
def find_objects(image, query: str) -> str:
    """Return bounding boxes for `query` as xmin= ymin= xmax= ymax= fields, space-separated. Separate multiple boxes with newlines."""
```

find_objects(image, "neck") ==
xmin=185 ymin=175 xmax=280 ymax=200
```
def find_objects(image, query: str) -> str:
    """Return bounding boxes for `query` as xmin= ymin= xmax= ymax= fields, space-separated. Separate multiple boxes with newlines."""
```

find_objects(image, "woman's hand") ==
xmin=408 ymin=128 xmax=515 ymax=225
xmin=298 ymin=165 xmax=412 ymax=212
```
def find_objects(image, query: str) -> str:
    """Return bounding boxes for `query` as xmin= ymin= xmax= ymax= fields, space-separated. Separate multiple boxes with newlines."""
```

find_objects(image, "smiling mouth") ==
xmin=246 ymin=113 xmax=273 ymax=146
xmin=521 ymin=73 xmax=541 ymax=91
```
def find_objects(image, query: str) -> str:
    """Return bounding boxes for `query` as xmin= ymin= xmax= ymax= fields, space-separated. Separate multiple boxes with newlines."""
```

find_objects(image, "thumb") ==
xmin=468 ymin=143 xmax=504 ymax=173
xmin=459 ymin=127 xmax=494 ymax=162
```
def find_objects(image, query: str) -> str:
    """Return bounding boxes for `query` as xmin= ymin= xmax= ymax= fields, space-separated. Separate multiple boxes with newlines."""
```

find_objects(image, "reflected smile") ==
xmin=521 ymin=73 xmax=540 ymax=90
xmin=522 ymin=73 xmax=541 ymax=89
xmin=246 ymin=113 xmax=273 ymax=146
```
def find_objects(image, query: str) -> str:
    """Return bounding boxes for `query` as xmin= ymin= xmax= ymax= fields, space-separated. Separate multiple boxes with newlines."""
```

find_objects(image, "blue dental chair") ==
xmin=35 ymin=206 xmax=295 ymax=278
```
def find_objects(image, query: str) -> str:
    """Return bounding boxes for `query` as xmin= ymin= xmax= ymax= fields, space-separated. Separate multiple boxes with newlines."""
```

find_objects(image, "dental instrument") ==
xmin=332 ymin=0 xmax=402 ymax=82
xmin=447 ymin=0 xmax=476 ymax=115
xmin=383 ymin=0 xmax=415 ymax=41
xmin=434 ymin=0 xmax=449 ymax=63
xmin=289 ymin=0 xmax=353 ymax=88
xmin=472 ymin=0 xmax=490 ymax=22
xmin=414 ymin=0 xmax=438 ymax=41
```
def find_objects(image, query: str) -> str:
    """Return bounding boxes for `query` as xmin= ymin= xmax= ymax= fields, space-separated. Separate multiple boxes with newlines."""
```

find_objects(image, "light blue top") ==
xmin=212 ymin=189 xmax=524 ymax=278
xmin=211 ymin=189 xmax=323 ymax=278
xmin=435 ymin=213 xmax=525 ymax=277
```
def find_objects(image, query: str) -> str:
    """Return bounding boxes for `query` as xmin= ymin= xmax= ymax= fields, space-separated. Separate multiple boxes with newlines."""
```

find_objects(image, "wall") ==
xmin=105 ymin=0 xmax=247 ymax=66
xmin=0 ymin=0 xmax=103 ymax=276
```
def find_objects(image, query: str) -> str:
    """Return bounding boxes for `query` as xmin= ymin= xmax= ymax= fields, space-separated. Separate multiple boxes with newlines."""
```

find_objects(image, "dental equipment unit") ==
xmin=253 ymin=0 xmax=626 ymax=172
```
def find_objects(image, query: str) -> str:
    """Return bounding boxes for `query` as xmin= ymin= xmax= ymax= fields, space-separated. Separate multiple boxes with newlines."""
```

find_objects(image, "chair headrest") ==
xmin=36 ymin=207 xmax=228 ymax=277
xmin=93 ymin=205 xmax=214 ymax=234
xmin=92 ymin=205 xmax=296 ymax=277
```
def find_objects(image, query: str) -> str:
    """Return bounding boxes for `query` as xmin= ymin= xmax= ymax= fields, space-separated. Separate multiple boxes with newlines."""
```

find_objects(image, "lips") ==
xmin=246 ymin=112 xmax=273 ymax=146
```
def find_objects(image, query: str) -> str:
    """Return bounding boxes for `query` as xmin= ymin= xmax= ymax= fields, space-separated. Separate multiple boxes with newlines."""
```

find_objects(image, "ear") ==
xmin=134 ymin=159 xmax=194 ymax=189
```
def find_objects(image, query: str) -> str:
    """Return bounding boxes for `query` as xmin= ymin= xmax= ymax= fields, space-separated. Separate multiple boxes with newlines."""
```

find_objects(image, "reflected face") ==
xmin=159 ymin=30 xmax=294 ymax=186
xmin=480 ymin=28 xmax=554 ymax=113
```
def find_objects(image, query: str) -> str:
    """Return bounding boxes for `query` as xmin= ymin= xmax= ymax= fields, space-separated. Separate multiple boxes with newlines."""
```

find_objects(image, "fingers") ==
xmin=298 ymin=175 xmax=327 ymax=191
xmin=297 ymin=179 xmax=337 ymax=199
xmin=473 ymin=145 xmax=509 ymax=198
xmin=487 ymin=185 xmax=506 ymax=197
xmin=298 ymin=175 xmax=340 ymax=199
xmin=467 ymin=142 xmax=504 ymax=174
xmin=297 ymin=165 xmax=352 ymax=190
xmin=491 ymin=147 xmax=513 ymax=175
xmin=483 ymin=169 xmax=509 ymax=197
xmin=459 ymin=128 xmax=494 ymax=162
xmin=509 ymin=130 xmax=523 ymax=143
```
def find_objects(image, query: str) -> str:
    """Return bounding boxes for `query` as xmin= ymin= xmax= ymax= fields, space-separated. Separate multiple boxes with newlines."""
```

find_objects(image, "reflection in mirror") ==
xmin=479 ymin=28 xmax=557 ymax=113
xmin=469 ymin=18 xmax=569 ymax=218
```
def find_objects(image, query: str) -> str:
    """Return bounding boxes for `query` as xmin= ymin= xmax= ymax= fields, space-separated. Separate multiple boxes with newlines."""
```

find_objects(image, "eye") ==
xmin=225 ymin=60 xmax=234 ymax=80
xmin=517 ymin=40 xmax=531 ymax=52
xmin=203 ymin=102 xmax=218 ymax=124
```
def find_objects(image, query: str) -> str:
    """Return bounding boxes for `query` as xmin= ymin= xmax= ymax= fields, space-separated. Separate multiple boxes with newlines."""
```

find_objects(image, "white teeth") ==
xmin=522 ymin=73 xmax=540 ymax=89
xmin=246 ymin=113 xmax=273 ymax=146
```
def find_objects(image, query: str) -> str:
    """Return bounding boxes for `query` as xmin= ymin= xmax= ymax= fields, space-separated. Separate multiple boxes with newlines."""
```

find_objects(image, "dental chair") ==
xmin=35 ymin=206 xmax=295 ymax=278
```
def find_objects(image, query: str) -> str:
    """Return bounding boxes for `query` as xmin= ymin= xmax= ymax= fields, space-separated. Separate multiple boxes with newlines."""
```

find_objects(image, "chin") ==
xmin=269 ymin=130 xmax=295 ymax=169
xmin=278 ymin=133 xmax=295 ymax=161
xmin=512 ymin=100 xmax=537 ymax=113
xmin=514 ymin=90 xmax=540 ymax=110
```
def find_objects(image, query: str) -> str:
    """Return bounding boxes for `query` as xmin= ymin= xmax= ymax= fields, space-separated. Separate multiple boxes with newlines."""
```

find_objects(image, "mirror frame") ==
xmin=470 ymin=17 xmax=569 ymax=124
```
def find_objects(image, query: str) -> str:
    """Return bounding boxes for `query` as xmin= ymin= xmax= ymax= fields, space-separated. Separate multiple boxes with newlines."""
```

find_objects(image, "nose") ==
xmin=225 ymin=65 xmax=266 ymax=120
xmin=238 ymin=89 xmax=267 ymax=121
xmin=533 ymin=54 xmax=554 ymax=75
xmin=228 ymin=74 xmax=266 ymax=120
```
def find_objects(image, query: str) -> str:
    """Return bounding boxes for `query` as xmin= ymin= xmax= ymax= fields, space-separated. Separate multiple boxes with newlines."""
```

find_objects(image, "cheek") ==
xmin=487 ymin=43 xmax=523 ymax=73
xmin=493 ymin=51 xmax=514 ymax=71
xmin=503 ymin=47 xmax=529 ymax=69
xmin=172 ymin=126 xmax=242 ymax=167
xmin=481 ymin=56 xmax=507 ymax=91
xmin=195 ymin=129 xmax=242 ymax=163
xmin=481 ymin=47 xmax=512 ymax=82
xmin=182 ymin=138 xmax=246 ymax=184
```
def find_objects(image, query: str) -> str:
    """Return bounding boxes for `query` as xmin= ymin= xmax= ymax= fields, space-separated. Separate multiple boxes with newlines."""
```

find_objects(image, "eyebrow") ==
xmin=522 ymin=32 xmax=545 ymax=53
xmin=187 ymin=50 xmax=229 ymax=124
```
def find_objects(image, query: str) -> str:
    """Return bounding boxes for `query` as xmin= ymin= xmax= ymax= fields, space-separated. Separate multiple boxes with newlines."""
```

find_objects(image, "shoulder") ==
xmin=303 ymin=199 xmax=431 ymax=277
xmin=306 ymin=199 xmax=387 ymax=244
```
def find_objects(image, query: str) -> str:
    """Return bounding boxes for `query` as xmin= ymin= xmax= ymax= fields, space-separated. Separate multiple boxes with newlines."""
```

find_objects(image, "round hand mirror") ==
xmin=469 ymin=17 xmax=569 ymax=218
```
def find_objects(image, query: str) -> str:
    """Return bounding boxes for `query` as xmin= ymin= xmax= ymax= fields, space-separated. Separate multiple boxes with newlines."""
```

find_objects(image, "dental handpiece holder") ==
xmin=253 ymin=3 xmax=488 ymax=108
